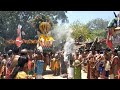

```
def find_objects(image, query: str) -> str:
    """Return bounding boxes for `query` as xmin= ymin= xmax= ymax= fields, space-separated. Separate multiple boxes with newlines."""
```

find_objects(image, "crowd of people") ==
xmin=74 ymin=48 xmax=120 ymax=79
xmin=0 ymin=47 xmax=68 ymax=79
xmin=0 ymin=46 xmax=120 ymax=79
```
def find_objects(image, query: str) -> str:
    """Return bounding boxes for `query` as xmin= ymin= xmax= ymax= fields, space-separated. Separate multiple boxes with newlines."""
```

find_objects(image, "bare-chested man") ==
xmin=33 ymin=50 xmax=44 ymax=79
xmin=110 ymin=49 xmax=120 ymax=79
xmin=11 ymin=48 xmax=20 ymax=71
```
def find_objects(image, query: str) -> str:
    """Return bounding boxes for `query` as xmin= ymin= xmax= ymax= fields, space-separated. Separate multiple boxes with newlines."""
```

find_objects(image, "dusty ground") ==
xmin=43 ymin=66 xmax=87 ymax=79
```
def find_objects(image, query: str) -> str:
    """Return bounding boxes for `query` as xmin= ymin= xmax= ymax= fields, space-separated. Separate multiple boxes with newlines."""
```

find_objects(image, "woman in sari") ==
xmin=27 ymin=50 xmax=34 ymax=75
xmin=52 ymin=54 xmax=60 ymax=76
xmin=87 ymin=49 xmax=96 ymax=79
xmin=110 ymin=50 xmax=120 ymax=79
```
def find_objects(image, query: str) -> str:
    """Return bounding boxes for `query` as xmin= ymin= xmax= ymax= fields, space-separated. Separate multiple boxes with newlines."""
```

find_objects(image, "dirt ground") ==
xmin=43 ymin=66 xmax=87 ymax=79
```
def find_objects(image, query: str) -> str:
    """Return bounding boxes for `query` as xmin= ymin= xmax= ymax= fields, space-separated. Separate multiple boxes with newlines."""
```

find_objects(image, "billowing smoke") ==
xmin=50 ymin=24 xmax=75 ymax=63
xmin=63 ymin=28 xmax=75 ymax=79
xmin=63 ymin=28 xmax=75 ymax=62
xmin=49 ymin=24 xmax=69 ymax=51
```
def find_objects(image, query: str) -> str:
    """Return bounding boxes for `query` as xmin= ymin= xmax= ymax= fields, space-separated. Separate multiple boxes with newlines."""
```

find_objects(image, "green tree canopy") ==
xmin=0 ymin=36 xmax=5 ymax=52
xmin=0 ymin=11 xmax=68 ymax=40
xmin=70 ymin=19 xmax=108 ymax=42
xmin=90 ymin=29 xmax=107 ymax=40
xmin=86 ymin=18 xmax=109 ymax=30
xmin=70 ymin=21 xmax=95 ymax=42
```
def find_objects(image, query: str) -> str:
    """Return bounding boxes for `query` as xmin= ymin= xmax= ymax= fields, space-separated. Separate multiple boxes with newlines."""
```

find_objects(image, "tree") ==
xmin=70 ymin=21 xmax=95 ymax=42
xmin=90 ymin=29 xmax=107 ymax=39
xmin=86 ymin=18 xmax=109 ymax=30
xmin=0 ymin=36 xmax=6 ymax=52
xmin=85 ymin=18 xmax=109 ymax=41
xmin=0 ymin=11 xmax=68 ymax=40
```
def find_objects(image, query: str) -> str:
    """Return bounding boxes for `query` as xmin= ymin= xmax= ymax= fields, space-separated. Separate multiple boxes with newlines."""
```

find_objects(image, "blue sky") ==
xmin=66 ymin=11 xmax=119 ymax=24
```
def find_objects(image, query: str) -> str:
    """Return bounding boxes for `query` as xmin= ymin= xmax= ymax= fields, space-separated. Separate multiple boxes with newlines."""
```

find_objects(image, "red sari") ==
xmin=28 ymin=60 xmax=32 ymax=71
xmin=111 ymin=56 xmax=119 ymax=79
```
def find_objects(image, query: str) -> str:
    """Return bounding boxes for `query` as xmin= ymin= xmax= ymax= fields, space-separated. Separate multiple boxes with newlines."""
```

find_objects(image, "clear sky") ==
xmin=66 ymin=11 xmax=119 ymax=25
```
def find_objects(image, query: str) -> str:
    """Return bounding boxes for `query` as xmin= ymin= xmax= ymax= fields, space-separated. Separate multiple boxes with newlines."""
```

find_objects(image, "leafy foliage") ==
xmin=0 ymin=11 xmax=68 ymax=51
xmin=70 ymin=21 xmax=95 ymax=41
xmin=70 ymin=19 xmax=108 ymax=42
xmin=86 ymin=18 xmax=109 ymax=30
xmin=0 ymin=36 xmax=5 ymax=52
xmin=0 ymin=11 xmax=68 ymax=40
xmin=90 ymin=29 xmax=107 ymax=39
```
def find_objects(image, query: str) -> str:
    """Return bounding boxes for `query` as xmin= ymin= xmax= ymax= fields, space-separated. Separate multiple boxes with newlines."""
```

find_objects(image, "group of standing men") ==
xmin=73 ymin=48 xmax=120 ymax=79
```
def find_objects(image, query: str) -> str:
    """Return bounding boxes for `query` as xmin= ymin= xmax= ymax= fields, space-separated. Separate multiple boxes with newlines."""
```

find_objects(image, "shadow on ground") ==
xmin=43 ymin=70 xmax=54 ymax=75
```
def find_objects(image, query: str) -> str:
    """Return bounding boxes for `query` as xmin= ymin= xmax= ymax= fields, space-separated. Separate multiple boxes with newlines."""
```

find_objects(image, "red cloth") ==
xmin=106 ymin=29 xmax=113 ymax=51
xmin=113 ymin=56 xmax=119 ymax=65
xmin=118 ymin=69 xmax=120 ymax=79
xmin=16 ymin=36 xmax=23 ymax=47
xmin=28 ymin=60 xmax=32 ymax=70
xmin=6 ymin=69 xmax=12 ymax=79
xmin=16 ymin=25 xmax=23 ymax=47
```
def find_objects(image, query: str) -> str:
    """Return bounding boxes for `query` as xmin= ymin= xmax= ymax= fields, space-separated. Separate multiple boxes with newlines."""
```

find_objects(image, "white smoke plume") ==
xmin=49 ymin=24 xmax=69 ymax=50
xmin=63 ymin=28 xmax=75 ymax=62
xmin=50 ymin=24 xmax=75 ymax=62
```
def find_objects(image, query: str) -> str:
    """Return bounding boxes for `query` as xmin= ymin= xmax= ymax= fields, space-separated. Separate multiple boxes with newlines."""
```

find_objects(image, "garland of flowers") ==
xmin=7 ymin=39 xmax=38 ymax=44
xmin=6 ymin=39 xmax=53 ymax=48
